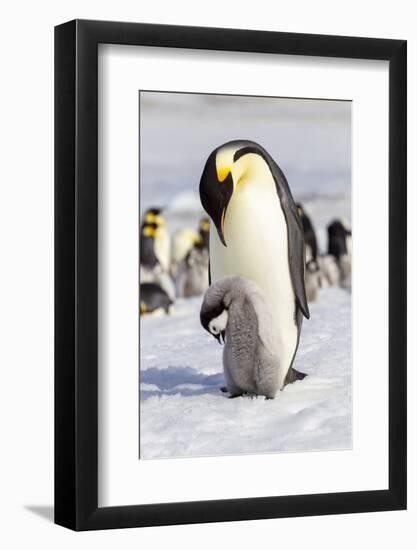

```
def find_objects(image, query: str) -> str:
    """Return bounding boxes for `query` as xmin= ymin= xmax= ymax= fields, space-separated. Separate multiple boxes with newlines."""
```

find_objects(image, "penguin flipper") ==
xmin=284 ymin=367 xmax=307 ymax=386
xmin=286 ymin=209 xmax=310 ymax=319
xmin=267 ymin=156 xmax=310 ymax=319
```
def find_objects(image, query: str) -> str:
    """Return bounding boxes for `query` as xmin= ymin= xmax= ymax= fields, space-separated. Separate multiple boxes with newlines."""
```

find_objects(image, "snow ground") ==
xmin=139 ymin=286 xmax=352 ymax=459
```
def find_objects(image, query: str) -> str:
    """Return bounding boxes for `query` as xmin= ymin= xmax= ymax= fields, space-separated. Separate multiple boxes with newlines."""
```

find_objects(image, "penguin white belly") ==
xmin=210 ymin=179 xmax=298 ymax=388
xmin=154 ymin=229 xmax=171 ymax=273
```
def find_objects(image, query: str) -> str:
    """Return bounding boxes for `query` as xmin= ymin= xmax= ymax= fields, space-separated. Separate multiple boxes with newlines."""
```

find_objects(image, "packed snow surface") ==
xmin=139 ymin=287 xmax=351 ymax=459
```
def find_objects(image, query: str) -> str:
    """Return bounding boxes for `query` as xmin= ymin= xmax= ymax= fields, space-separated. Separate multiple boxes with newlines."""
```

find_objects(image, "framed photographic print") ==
xmin=55 ymin=20 xmax=406 ymax=530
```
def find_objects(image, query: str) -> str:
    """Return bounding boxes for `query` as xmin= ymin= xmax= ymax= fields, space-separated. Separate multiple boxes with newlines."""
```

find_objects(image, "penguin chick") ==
xmin=176 ymin=247 xmax=209 ymax=298
xmin=339 ymin=254 xmax=351 ymax=291
xmin=318 ymin=254 xmax=341 ymax=287
xmin=140 ymin=282 xmax=173 ymax=317
xmin=200 ymin=276 xmax=303 ymax=399
xmin=305 ymin=259 xmax=321 ymax=303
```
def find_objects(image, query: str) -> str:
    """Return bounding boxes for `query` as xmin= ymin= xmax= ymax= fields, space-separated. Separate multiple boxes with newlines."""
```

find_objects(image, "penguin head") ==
xmin=327 ymin=219 xmax=351 ymax=259
xmin=199 ymin=217 xmax=210 ymax=235
xmin=199 ymin=140 xmax=272 ymax=246
xmin=208 ymin=310 xmax=228 ymax=344
xmin=143 ymin=207 xmax=165 ymax=227
xmin=200 ymin=302 xmax=228 ymax=345
xmin=306 ymin=259 xmax=319 ymax=274
xmin=141 ymin=222 xmax=158 ymax=239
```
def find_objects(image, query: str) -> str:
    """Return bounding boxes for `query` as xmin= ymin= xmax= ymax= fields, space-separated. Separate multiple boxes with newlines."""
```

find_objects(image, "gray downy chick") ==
xmin=176 ymin=247 xmax=209 ymax=298
xmin=200 ymin=275 xmax=293 ymax=399
xmin=305 ymin=259 xmax=321 ymax=303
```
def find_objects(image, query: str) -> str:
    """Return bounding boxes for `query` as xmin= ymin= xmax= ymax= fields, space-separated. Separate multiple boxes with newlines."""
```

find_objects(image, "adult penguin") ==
xmin=327 ymin=219 xmax=352 ymax=260
xmin=142 ymin=207 xmax=170 ymax=272
xmin=140 ymin=282 xmax=173 ymax=316
xmin=140 ymin=222 xmax=159 ymax=269
xmin=199 ymin=140 xmax=309 ymax=390
xmin=197 ymin=217 xmax=210 ymax=251
xmin=140 ymin=222 xmax=175 ymax=300
xmin=296 ymin=203 xmax=318 ymax=261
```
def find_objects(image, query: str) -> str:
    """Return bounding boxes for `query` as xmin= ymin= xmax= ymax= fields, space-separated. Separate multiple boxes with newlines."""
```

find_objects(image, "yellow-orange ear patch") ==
xmin=216 ymin=165 xmax=231 ymax=182
xmin=142 ymin=225 xmax=156 ymax=237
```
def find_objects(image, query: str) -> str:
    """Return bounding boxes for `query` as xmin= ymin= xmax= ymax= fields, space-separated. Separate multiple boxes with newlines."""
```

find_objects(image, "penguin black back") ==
xmin=197 ymin=217 xmax=210 ymax=251
xmin=296 ymin=203 xmax=318 ymax=260
xmin=140 ymin=282 xmax=172 ymax=315
xmin=140 ymin=223 xmax=159 ymax=268
xmin=327 ymin=220 xmax=351 ymax=260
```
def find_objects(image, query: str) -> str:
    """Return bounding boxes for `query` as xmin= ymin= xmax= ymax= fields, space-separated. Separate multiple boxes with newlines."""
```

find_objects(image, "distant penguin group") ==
xmin=139 ymin=207 xmax=211 ymax=317
xmin=295 ymin=204 xmax=352 ymax=298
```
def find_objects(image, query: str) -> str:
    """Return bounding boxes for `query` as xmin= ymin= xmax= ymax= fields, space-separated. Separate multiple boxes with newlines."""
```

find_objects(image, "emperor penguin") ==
xmin=176 ymin=246 xmax=209 ymax=298
xmin=296 ymin=203 xmax=318 ymax=261
xmin=327 ymin=219 xmax=351 ymax=260
xmin=140 ymin=222 xmax=175 ymax=300
xmin=197 ymin=217 xmax=210 ymax=251
xmin=327 ymin=219 xmax=352 ymax=290
xmin=142 ymin=207 xmax=171 ymax=272
xmin=199 ymin=140 xmax=310 ymax=390
xmin=140 ymin=282 xmax=173 ymax=317
xmin=305 ymin=259 xmax=320 ymax=303
xmin=170 ymin=227 xmax=201 ymax=277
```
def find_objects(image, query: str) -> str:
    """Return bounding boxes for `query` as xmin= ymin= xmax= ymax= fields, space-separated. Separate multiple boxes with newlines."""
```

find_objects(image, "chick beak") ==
xmin=213 ymin=333 xmax=222 ymax=345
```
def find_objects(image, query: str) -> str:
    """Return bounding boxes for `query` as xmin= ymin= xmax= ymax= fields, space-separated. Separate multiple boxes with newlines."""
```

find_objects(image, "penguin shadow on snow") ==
xmin=140 ymin=366 xmax=225 ymax=399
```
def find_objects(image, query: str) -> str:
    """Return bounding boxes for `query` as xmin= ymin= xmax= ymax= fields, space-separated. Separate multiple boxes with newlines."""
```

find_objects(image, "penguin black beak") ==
xmin=213 ymin=333 xmax=222 ymax=345
xmin=199 ymin=152 xmax=234 ymax=247
xmin=220 ymin=330 xmax=226 ymax=344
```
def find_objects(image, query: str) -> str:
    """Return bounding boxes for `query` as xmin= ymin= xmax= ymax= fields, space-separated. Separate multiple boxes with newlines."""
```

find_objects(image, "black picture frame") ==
xmin=55 ymin=19 xmax=407 ymax=531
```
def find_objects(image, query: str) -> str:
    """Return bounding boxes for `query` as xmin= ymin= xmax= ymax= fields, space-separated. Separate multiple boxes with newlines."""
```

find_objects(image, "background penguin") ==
xmin=201 ymin=276 xmax=305 ymax=399
xmin=199 ymin=140 xmax=309 ymax=390
xmin=326 ymin=219 xmax=352 ymax=289
xmin=318 ymin=254 xmax=341 ymax=287
xmin=140 ymin=222 xmax=176 ymax=300
xmin=305 ymin=259 xmax=321 ymax=303
xmin=140 ymin=222 xmax=159 ymax=270
xmin=142 ymin=207 xmax=171 ymax=272
xmin=327 ymin=219 xmax=351 ymax=260
xmin=140 ymin=282 xmax=173 ymax=317
xmin=197 ymin=217 xmax=210 ymax=251
xmin=170 ymin=227 xmax=201 ymax=277
xmin=339 ymin=254 xmax=351 ymax=291
xmin=296 ymin=203 xmax=318 ymax=261
xmin=175 ymin=246 xmax=209 ymax=298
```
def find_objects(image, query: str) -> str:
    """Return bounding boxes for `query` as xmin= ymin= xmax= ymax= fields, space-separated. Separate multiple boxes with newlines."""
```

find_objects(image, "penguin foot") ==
xmin=228 ymin=393 xmax=243 ymax=399
xmin=220 ymin=386 xmax=228 ymax=393
xmin=284 ymin=367 xmax=308 ymax=386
